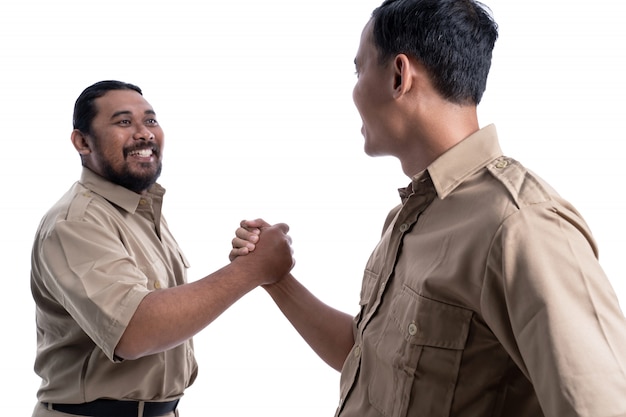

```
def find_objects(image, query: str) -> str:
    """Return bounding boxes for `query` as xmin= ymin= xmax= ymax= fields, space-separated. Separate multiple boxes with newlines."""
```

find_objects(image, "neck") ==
xmin=400 ymin=102 xmax=479 ymax=178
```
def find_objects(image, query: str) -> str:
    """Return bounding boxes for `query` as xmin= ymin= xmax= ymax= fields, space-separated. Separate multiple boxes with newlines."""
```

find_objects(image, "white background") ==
xmin=1 ymin=0 xmax=624 ymax=416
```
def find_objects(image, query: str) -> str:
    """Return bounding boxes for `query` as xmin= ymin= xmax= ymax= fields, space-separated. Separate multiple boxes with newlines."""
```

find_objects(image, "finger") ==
xmin=232 ymin=236 xmax=257 ymax=250
xmin=261 ymin=223 xmax=289 ymax=234
xmin=240 ymin=218 xmax=271 ymax=229
xmin=235 ymin=227 xmax=260 ymax=242
xmin=228 ymin=247 xmax=250 ymax=262
xmin=268 ymin=222 xmax=290 ymax=234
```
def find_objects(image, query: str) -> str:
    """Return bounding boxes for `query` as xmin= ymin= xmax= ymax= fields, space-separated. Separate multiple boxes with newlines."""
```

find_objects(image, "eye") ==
xmin=146 ymin=118 xmax=159 ymax=126
xmin=117 ymin=119 xmax=131 ymax=125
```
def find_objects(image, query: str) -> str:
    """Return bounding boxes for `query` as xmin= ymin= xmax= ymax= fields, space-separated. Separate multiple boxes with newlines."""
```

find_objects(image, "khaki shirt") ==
xmin=337 ymin=125 xmax=626 ymax=417
xmin=31 ymin=168 xmax=197 ymax=403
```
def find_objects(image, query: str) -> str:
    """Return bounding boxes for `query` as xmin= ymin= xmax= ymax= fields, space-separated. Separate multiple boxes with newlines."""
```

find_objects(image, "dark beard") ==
xmin=88 ymin=135 xmax=163 ymax=193
xmin=101 ymin=161 xmax=162 ymax=194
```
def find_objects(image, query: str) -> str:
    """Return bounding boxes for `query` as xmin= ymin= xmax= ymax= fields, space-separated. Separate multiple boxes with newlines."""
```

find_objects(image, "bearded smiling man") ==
xmin=29 ymin=80 xmax=295 ymax=417
xmin=71 ymin=86 xmax=163 ymax=193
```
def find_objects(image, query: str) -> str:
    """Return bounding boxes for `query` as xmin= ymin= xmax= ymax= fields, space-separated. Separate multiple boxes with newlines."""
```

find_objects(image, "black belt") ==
xmin=42 ymin=398 xmax=179 ymax=417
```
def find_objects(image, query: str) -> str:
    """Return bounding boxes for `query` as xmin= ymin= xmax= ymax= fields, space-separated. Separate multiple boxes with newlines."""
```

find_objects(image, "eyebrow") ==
xmin=110 ymin=109 xmax=157 ymax=119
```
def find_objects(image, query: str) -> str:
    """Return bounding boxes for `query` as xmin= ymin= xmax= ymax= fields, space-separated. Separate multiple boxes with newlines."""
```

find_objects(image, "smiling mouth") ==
xmin=128 ymin=148 xmax=153 ymax=157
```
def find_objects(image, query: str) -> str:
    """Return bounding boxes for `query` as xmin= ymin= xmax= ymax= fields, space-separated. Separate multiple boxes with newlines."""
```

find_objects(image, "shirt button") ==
xmin=408 ymin=322 xmax=418 ymax=336
xmin=353 ymin=345 xmax=361 ymax=358
xmin=399 ymin=223 xmax=409 ymax=232
xmin=495 ymin=160 xmax=508 ymax=169
xmin=154 ymin=281 xmax=162 ymax=289
xmin=139 ymin=198 xmax=147 ymax=205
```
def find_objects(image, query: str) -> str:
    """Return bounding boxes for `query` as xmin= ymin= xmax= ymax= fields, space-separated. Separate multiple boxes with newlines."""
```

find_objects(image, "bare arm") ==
xmin=115 ymin=223 xmax=293 ymax=360
xmin=263 ymin=273 xmax=355 ymax=371
xmin=231 ymin=219 xmax=355 ymax=371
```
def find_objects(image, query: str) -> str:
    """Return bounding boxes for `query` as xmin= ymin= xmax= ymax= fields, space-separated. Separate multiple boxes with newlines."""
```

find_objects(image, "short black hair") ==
xmin=73 ymin=80 xmax=143 ymax=134
xmin=371 ymin=0 xmax=498 ymax=105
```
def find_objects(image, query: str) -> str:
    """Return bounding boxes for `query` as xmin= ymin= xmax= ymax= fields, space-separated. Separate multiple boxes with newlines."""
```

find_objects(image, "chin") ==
xmin=362 ymin=137 xmax=373 ymax=156
xmin=363 ymin=142 xmax=384 ymax=158
xmin=363 ymin=147 xmax=377 ymax=157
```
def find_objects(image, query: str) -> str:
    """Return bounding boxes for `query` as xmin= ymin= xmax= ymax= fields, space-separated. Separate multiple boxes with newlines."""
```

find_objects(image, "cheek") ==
xmin=101 ymin=143 xmax=126 ymax=165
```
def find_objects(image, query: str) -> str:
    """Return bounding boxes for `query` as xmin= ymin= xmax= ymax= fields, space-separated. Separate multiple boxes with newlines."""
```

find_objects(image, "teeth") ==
xmin=129 ymin=149 xmax=153 ymax=157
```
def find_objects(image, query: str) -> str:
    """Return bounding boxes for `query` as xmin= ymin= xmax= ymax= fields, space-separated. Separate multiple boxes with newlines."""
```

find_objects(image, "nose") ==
xmin=133 ymin=126 xmax=155 ymax=141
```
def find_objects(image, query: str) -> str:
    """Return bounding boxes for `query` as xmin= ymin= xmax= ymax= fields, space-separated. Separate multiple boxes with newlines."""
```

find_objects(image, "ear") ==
xmin=392 ymin=54 xmax=414 ymax=98
xmin=71 ymin=129 xmax=92 ymax=155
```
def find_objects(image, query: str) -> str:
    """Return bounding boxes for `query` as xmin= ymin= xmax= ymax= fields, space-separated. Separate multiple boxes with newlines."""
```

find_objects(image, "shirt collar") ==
xmin=80 ymin=167 xmax=166 ymax=214
xmin=410 ymin=124 xmax=503 ymax=199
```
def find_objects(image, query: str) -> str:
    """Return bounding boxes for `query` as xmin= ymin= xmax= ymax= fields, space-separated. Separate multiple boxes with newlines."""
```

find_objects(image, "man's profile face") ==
xmin=81 ymin=89 xmax=164 ymax=193
xmin=352 ymin=21 xmax=400 ymax=159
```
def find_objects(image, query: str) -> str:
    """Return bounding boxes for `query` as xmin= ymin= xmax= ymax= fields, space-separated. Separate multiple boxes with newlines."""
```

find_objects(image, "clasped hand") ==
xmin=229 ymin=218 xmax=294 ymax=286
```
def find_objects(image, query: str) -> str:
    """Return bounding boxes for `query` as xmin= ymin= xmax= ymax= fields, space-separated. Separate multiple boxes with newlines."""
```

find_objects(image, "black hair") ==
xmin=371 ymin=0 xmax=498 ymax=105
xmin=73 ymin=80 xmax=143 ymax=134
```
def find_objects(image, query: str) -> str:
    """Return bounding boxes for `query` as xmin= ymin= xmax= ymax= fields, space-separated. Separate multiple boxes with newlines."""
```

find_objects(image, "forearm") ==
xmin=115 ymin=223 xmax=293 ymax=360
xmin=115 ymin=261 xmax=259 ymax=360
xmin=264 ymin=273 xmax=355 ymax=371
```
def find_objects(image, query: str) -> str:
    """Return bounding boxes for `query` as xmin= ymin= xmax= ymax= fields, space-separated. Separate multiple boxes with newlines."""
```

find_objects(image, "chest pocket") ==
xmin=369 ymin=286 xmax=473 ymax=417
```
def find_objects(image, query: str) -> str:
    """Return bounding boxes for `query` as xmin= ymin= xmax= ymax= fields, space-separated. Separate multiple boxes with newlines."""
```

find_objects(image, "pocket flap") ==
xmin=391 ymin=286 xmax=473 ymax=349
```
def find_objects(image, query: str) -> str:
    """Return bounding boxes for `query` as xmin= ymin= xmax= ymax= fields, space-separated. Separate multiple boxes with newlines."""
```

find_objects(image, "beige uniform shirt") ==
xmin=336 ymin=125 xmax=626 ymax=417
xmin=31 ymin=168 xmax=197 ymax=403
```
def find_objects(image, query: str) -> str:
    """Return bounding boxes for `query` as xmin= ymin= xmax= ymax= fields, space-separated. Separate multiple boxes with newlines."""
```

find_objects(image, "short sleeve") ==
xmin=484 ymin=203 xmax=626 ymax=417
xmin=39 ymin=219 xmax=150 ymax=360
